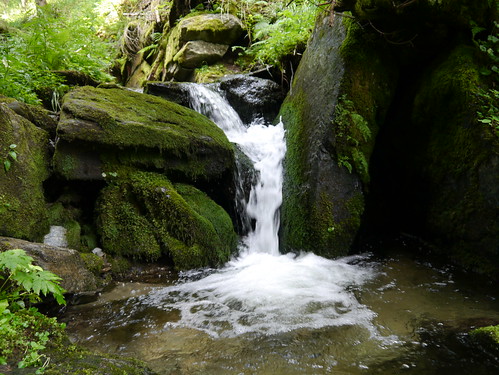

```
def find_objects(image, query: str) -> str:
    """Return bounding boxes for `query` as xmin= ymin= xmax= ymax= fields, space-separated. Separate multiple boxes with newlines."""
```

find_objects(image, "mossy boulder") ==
xmin=151 ymin=13 xmax=244 ymax=82
xmin=96 ymin=171 xmax=237 ymax=270
xmin=278 ymin=14 xmax=397 ymax=257
xmin=0 ymin=104 xmax=50 ymax=242
xmin=0 ymin=96 xmax=58 ymax=138
xmin=54 ymin=86 xmax=235 ymax=205
xmin=411 ymin=45 xmax=499 ymax=275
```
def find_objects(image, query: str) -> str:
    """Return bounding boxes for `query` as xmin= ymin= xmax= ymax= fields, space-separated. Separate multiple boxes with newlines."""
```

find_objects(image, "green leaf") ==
xmin=9 ymin=144 xmax=16 ymax=149
xmin=479 ymin=118 xmax=492 ymax=123
xmin=8 ymin=151 xmax=17 ymax=161
xmin=3 ymin=159 xmax=11 ymax=172
xmin=0 ymin=299 xmax=9 ymax=314
xmin=0 ymin=249 xmax=33 ymax=271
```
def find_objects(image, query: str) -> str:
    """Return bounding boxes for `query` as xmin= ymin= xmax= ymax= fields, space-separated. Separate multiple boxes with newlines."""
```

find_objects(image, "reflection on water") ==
xmin=63 ymin=250 xmax=499 ymax=375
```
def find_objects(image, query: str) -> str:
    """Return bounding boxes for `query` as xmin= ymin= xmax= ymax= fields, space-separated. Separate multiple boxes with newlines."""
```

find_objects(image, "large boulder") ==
xmin=0 ymin=237 xmax=99 ymax=294
xmin=54 ymin=86 xmax=235 ymax=207
xmin=278 ymin=14 xmax=396 ymax=257
xmin=96 ymin=171 xmax=237 ymax=270
xmin=0 ymin=104 xmax=50 ymax=242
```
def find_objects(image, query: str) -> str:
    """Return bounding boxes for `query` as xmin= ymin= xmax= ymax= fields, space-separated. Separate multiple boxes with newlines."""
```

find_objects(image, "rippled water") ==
xmin=64 ymin=248 xmax=499 ymax=375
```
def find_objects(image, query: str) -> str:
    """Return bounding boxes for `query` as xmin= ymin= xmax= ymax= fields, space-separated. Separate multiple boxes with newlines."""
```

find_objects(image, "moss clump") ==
xmin=470 ymin=325 xmax=499 ymax=352
xmin=56 ymin=86 xmax=235 ymax=182
xmin=175 ymin=183 xmax=237 ymax=256
xmin=0 ymin=104 xmax=50 ymax=242
xmin=97 ymin=171 xmax=237 ymax=269
xmin=80 ymin=252 xmax=104 ymax=276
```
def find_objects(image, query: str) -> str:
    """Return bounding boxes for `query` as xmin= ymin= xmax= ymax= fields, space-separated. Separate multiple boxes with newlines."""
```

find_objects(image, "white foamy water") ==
xmin=143 ymin=84 xmax=379 ymax=338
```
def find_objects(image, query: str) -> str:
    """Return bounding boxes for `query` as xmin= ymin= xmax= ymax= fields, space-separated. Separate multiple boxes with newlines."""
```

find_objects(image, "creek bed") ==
xmin=62 ymin=247 xmax=499 ymax=375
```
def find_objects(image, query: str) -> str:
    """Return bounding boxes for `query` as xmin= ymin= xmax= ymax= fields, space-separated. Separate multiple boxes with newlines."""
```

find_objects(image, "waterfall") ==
xmin=188 ymin=84 xmax=285 ymax=255
xmin=141 ymin=83 xmax=378 ymax=338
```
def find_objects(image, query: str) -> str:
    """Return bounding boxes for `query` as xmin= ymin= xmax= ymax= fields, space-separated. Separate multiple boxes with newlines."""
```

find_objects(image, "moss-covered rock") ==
xmin=0 ymin=95 xmax=58 ymax=138
xmin=278 ymin=13 xmax=397 ymax=257
xmin=0 ymin=104 xmax=50 ymax=242
xmin=411 ymin=45 xmax=499 ymax=275
xmin=54 ymin=86 xmax=235 ymax=205
xmin=150 ymin=13 xmax=244 ymax=82
xmin=0 ymin=306 xmax=157 ymax=375
xmin=96 ymin=170 xmax=237 ymax=269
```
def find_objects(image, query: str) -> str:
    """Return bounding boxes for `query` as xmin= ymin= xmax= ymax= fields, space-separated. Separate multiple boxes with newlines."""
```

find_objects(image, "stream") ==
xmin=63 ymin=84 xmax=499 ymax=374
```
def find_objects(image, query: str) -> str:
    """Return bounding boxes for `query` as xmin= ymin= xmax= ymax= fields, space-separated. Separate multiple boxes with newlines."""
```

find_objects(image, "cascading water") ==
xmin=136 ymin=84 xmax=379 ymax=338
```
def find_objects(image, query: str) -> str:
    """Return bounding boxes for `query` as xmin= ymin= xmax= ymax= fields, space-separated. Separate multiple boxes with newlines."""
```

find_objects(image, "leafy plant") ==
xmin=0 ymin=248 xmax=66 ymax=312
xmin=472 ymin=20 xmax=499 ymax=137
xmin=237 ymin=1 xmax=319 ymax=71
xmin=3 ymin=144 xmax=18 ymax=173
xmin=0 ymin=248 xmax=66 ymax=372
xmin=0 ymin=306 xmax=65 ymax=372
xmin=333 ymin=95 xmax=372 ymax=183
xmin=0 ymin=0 xmax=114 ymax=104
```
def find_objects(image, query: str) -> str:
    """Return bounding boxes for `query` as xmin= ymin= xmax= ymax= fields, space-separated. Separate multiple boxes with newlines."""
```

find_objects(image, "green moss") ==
xmin=412 ymin=44 xmax=499 ymax=275
xmin=0 ymin=105 xmax=50 ymax=242
xmin=175 ymin=182 xmax=238 ymax=256
xmin=96 ymin=171 xmax=237 ymax=269
xmin=109 ymin=256 xmax=131 ymax=278
xmin=97 ymin=184 xmax=162 ymax=261
xmin=80 ymin=253 xmax=104 ymax=276
xmin=57 ymin=86 xmax=234 ymax=181
xmin=194 ymin=63 xmax=234 ymax=83
xmin=470 ymin=325 xmax=499 ymax=350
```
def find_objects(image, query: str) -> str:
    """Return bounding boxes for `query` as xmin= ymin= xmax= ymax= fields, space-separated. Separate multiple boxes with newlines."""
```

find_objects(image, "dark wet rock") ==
xmin=219 ymin=74 xmax=286 ymax=124
xmin=144 ymin=81 xmax=192 ymax=107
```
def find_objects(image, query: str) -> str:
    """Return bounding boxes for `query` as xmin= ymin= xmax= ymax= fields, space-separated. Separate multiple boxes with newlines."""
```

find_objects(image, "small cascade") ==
xmin=135 ymin=83 xmax=378 ymax=337
xmin=188 ymin=84 xmax=286 ymax=255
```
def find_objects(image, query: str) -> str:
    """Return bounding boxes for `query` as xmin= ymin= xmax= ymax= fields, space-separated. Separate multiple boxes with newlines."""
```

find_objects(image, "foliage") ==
xmin=2 ymin=143 xmax=18 ymax=173
xmin=333 ymin=95 xmax=372 ymax=183
xmin=0 ymin=248 xmax=66 ymax=372
xmin=0 ymin=0 xmax=115 ymax=105
xmin=0 ymin=249 xmax=66 ymax=310
xmin=235 ymin=0 xmax=320 ymax=71
xmin=472 ymin=20 xmax=499 ymax=137
xmin=0 ymin=307 xmax=66 ymax=372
